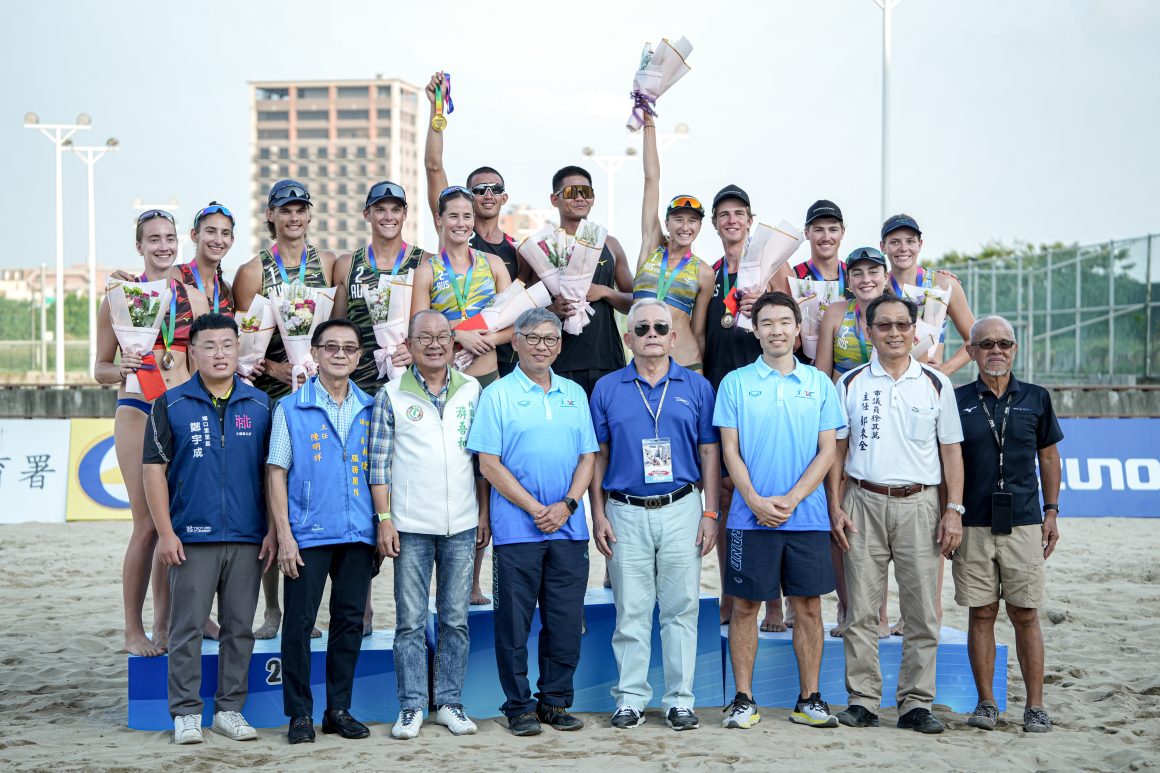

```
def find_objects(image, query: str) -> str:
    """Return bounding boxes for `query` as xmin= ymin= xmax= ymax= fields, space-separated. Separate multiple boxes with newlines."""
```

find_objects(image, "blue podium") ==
xmin=128 ymin=631 xmax=401 ymax=730
xmin=721 ymin=623 xmax=1006 ymax=713
xmin=427 ymin=588 xmax=724 ymax=718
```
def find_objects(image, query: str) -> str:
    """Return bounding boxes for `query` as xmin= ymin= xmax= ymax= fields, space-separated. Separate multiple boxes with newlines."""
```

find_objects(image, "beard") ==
xmin=983 ymin=367 xmax=1009 ymax=377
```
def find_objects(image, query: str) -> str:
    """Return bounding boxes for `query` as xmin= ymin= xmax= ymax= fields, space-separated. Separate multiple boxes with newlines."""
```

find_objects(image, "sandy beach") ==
xmin=0 ymin=517 xmax=1157 ymax=772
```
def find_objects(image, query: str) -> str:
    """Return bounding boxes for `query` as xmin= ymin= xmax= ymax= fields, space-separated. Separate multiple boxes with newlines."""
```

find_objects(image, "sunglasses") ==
xmin=633 ymin=321 xmax=671 ymax=337
xmin=470 ymin=182 xmax=505 ymax=196
xmin=318 ymin=343 xmax=362 ymax=356
xmin=367 ymin=181 xmax=407 ymax=205
xmin=973 ymin=339 xmax=1016 ymax=350
xmin=193 ymin=202 xmax=234 ymax=229
xmin=871 ymin=321 xmax=915 ymax=333
xmin=667 ymin=195 xmax=704 ymax=215
xmin=269 ymin=183 xmax=310 ymax=203
xmin=556 ymin=184 xmax=594 ymax=200
xmin=440 ymin=185 xmax=475 ymax=200
xmin=137 ymin=209 xmax=176 ymax=225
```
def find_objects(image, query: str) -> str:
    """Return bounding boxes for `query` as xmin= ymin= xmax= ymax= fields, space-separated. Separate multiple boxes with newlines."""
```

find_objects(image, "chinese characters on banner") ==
xmin=0 ymin=420 xmax=70 ymax=524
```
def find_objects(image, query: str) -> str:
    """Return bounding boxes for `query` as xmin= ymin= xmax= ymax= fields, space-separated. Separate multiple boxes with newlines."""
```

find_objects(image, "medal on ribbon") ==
xmin=440 ymin=250 xmax=475 ymax=320
xmin=431 ymin=72 xmax=453 ymax=132
xmin=160 ymin=280 xmax=178 ymax=370
xmin=271 ymin=243 xmax=308 ymax=285
xmin=720 ymin=261 xmax=739 ymax=328
xmin=188 ymin=262 xmax=220 ymax=313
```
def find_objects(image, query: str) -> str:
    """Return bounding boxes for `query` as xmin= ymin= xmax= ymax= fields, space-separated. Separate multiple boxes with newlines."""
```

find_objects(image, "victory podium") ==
xmin=128 ymin=631 xmax=401 ymax=731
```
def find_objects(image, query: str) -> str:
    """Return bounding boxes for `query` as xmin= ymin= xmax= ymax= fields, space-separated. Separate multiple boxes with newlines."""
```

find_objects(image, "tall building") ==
xmin=249 ymin=77 xmax=424 ymax=256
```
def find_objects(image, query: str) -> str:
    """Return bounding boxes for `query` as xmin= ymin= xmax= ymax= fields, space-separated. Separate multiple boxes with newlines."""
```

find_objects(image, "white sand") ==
xmin=0 ymin=518 xmax=1157 ymax=772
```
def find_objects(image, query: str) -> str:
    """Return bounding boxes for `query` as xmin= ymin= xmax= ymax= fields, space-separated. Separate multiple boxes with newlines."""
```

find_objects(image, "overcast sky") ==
xmin=2 ymin=0 xmax=1157 ymax=276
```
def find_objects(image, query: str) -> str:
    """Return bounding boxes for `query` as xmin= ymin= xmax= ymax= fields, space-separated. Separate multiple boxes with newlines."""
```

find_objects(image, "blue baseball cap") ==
xmin=268 ymin=179 xmax=312 ymax=208
xmin=881 ymin=213 xmax=922 ymax=240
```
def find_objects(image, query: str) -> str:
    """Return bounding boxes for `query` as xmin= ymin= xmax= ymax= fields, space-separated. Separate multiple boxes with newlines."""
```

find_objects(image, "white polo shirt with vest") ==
xmin=834 ymin=356 xmax=963 ymax=485
xmin=382 ymin=368 xmax=481 ymax=536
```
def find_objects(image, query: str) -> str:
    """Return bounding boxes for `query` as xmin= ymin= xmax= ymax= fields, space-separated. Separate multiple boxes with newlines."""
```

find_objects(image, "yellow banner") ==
xmin=67 ymin=418 xmax=132 ymax=521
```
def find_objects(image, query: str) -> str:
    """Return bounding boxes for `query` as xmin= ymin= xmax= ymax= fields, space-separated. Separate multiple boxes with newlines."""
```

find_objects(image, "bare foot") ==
xmin=761 ymin=602 xmax=787 ymax=633
xmin=829 ymin=625 xmax=845 ymax=638
xmin=254 ymin=611 xmax=281 ymax=640
xmin=470 ymin=589 xmax=491 ymax=606
xmin=151 ymin=629 xmax=169 ymax=651
xmin=760 ymin=619 xmax=788 ymax=633
xmin=890 ymin=619 xmax=904 ymax=637
xmin=879 ymin=620 xmax=893 ymax=639
xmin=125 ymin=631 xmax=165 ymax=657
xmin=203 ymin=619 xmax=220 ymax=641
xmin=311 ymin=627 xmax=322 ymax=639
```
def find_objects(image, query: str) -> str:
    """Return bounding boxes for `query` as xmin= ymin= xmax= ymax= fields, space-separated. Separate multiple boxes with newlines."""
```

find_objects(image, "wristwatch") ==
xmin=945 ymin=503 xmax=966 ymax=516
xmin=562 ymin=497 xmax=578 ymax=514
xmin=1043 ymin=503 xmax=1060 ymax=513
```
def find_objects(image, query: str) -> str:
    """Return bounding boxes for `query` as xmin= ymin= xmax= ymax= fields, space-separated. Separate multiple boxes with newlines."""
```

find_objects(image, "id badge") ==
xmin=642 ymin=437 xmax=674 ymax=484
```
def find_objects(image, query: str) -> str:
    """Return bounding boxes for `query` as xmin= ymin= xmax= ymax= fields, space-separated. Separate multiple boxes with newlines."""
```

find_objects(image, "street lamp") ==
xmin=873 ymin=0 xmax=901 ymax=223
xmin=24 ymin=112 xmax=91 ymax=384
xmin=581 ymin=146 xmax=637 ymax=234
xmin=66 ymin=137 xmax=119 ymax=376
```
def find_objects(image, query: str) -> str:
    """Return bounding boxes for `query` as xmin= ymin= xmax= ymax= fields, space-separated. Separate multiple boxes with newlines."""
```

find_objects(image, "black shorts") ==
xmin=724 ymin=528 xmax=835 ymax=600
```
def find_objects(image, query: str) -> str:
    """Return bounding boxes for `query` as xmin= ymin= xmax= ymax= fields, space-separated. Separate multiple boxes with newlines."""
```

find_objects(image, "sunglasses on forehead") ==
xmin=137 ymin=209 xmax=176 ymax=225
xmin=440 ymin=185 xmax=475 ymax=200
xmin=470 ymin=182 xmax=505 ymax=196
xmin=193 ymin=202 xmax=234 ymax=228
xmin=367 ymin=181 xmax=407 ymax=202
xmin=556 ymin=184 xmax=594 ymax=200
xmin=270 ymin=182 xmax=310 ymax=202
xmin=667 ymin=195 xmax=705 ymax=216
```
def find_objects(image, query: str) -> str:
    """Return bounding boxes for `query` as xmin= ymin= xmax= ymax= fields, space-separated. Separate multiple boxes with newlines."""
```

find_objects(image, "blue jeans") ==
xmin=392 ymin=527 xmax=476 ymax=710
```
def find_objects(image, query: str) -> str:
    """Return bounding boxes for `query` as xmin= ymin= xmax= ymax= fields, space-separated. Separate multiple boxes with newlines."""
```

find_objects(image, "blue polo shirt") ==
xmin=466 ymin=365 xmax=599 ymax=546
xmin=590 ymin=358 xmax=718 ymax=497
xmin=713 ymin=356 xmax=845 ymax=531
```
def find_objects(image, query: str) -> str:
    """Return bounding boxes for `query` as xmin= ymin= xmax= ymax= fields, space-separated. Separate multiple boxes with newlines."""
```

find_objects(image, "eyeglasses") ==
xmin=196 ymin=341 xmax=238 ymax=355
xmin=366 ymin=181 xmax=407 ymax=205
xmin=411 ymin=332 xmax=453 ymax=346
xmin=137 ymin=209 xmax=176 ymax=225
xmin=556 ymin=184 xmax=594 ymax=200
xmin=973 ymin=339 xmax=1016 ymax=350
xmin=871 ymin=321 xmax=915 ymax=333
xmin=519 ymin=332 xmax=560 ymax=348
xmin=632 ymin=321 xmax=671 ymax=337
xmin=440 ymin=185 xmax=475 ymax=200
xmin=318 ymin=343 xmax=362 ymax=356
xmin=470 ymin=182 xmax=505 ymax=196
xmin=193 ymin=202 xmax=234 ymax=229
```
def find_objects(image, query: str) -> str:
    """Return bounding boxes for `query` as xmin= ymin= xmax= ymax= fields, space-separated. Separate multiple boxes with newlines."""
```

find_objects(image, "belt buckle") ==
xmin=644 ymin=495 xmax=663 ymax=509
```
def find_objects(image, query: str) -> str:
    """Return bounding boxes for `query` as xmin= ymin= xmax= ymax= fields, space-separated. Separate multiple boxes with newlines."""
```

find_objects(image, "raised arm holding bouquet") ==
xmin=626 ymin=37 xmax=694 ymax=132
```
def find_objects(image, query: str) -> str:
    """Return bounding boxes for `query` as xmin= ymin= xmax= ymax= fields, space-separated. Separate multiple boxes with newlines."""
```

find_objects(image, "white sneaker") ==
xmin=212 ymin=710 xmax=258 ymax=741
xmin=174 ymin=713 xmax=204 ymax=744
xmin=435 ymin=703 xmax=478 ymax=735
xmin=722 ymin=693 xmax=761 ymax=729
xmin=392 ymin=708 xmax=423 ymax=739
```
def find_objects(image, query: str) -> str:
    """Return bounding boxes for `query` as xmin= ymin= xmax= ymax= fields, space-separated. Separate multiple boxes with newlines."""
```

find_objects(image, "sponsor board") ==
xmin=1055 ymin=418 xmax=1160 ymax=516
xmin=0 ymin=420 xmax=70 ymax=524
xmin=67 ymin=418 xmax=131 ymax=521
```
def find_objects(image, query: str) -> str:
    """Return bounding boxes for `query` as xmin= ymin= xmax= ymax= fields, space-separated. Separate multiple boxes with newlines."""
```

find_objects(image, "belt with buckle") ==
xmin=854 ymin=478 xmax=927 ymax=498
xmin=608 ymin=482 xmax=696 ymax=509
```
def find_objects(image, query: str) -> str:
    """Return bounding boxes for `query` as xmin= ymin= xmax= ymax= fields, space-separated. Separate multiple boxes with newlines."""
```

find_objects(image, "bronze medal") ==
xmin=721 ymin=312 xmax=735 ymax=329
xmin=161 ymin=350 xmax=175 ymax=370
xmin=431 ymin=114 xmax=447 ymax=132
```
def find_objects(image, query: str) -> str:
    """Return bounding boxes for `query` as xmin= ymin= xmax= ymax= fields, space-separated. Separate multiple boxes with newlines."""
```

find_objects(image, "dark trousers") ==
xmin=493 ymin=539 xmax=589 ymax=717
xmin=281 ymin=542 xmax=374 ymax=718
xmin=556 ymin=368 xmax=615 ymax=401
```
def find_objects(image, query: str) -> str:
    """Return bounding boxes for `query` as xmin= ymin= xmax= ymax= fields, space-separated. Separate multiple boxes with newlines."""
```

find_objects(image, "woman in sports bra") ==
xmin=411 ymin=186 xmax=512 ymax=385
xmin=813 ymin=247 xmax=890 ymax=379
xmin=177 ymin=201 xmax=236 ymax=316
xmin=633 ymin=113 xmax=715 ymax=371
xmin=94 ymin=209 xmax=209 ymax=657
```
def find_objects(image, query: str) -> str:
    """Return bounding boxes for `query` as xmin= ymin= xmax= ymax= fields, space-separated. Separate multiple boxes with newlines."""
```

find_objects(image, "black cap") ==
xmin=365 ymin=180 xmax=407 ymax=208
xmin=846 ymin=246 xmax=887 ymax=269
xmin=881 ymin=213 xmax=922 ymax=240
xmin=712 ymin=184 xmax=751 ymax=213
xmin=665 ymin=195 xmax=705 ymax=219
xmin=268 ymin=179 xmax=312 ymax=208
xmin=805 ymin=199 xmax=843 ymax=226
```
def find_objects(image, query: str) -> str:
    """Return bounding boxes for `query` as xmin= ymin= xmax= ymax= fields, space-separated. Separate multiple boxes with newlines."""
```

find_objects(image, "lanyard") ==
xmin=656 ymin=247 xmax=692 ymax=302
xmin=440 ymin=250 xmax=475 ymax=319
xmin=367 ymin=243 xmax=409 ymax=279
xmin=634 ymin=376 xmax=670 ymax=439
xmin=188 ymin=262 xmax=220 ymax=313
xmin=807 ymin=260 xmax=846 ymax=290
xmin=271 ymin=243 xmax=308 ymax=285
xmin=889 ymin=267 xmax=925 ymax=298
xmin=853 ymin=305 xmax=871 ymax=362
xmin=160 ymin=280 xmax=178 ymax=353
xmin=977 ymin=391 xmax=1013 ymax=489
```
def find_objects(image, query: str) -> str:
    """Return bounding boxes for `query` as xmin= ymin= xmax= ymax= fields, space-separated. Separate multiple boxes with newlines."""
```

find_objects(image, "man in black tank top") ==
xmin=542 ymin=166 xmax=634 ymax=398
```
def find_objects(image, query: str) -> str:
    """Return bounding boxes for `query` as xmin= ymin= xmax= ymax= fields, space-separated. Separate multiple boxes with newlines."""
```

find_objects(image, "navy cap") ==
xmin=881 ymin=213 xmax=922 ymax=240
xmin=846 ymin=246 xmax=887 ymax=269
xmin=365 ymin=180 xmax=407 ymax=208
xmin=712 ymin=184 xmax=751 ymax=213
xmin=805 ymin=199 xmax=843 ymax=226
xmin=665 ymin=194 xmax=705 ymax=219
xmin=268 ymin=179 xmax=312 ymax=208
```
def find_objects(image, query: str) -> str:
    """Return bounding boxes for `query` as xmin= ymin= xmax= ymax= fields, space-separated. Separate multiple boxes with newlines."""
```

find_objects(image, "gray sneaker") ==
xmin=610 ymin=706 xmax=645 ymax=729
xmin=1024 ymin=706 xmax=1052 ymax=733
xmin=967 ymin=700 xmax=999 ymax=730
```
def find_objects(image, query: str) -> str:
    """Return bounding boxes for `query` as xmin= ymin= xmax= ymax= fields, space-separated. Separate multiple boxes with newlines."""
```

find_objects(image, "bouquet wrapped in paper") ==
xmin=901 ymin=283 xmax=952 ymax=363
xmin=367 ymin=269 xmax=413 ymax=381
xmin=268 ymin=283 xmax=336 ymax=392
xmin=731 ymin=220 xmax=805 ymax=331
xmin=453 ymin=280 xmax=552 ymax=371
xmin=787 ymin=276 xmax=844 ymax=361
xmin=107 ymin=278 xmax=174 ymax=398
xmin=236 ymin=294 xmax=277 ymax=379
xmin=557 ymin=220 xmax=608 ymax=335
xmin=626 ymin=37 xmax=694 ymax=131
xmin=910 ymin=319 xmax=942 ymax=361
xmin=517 ymin=225 xmax=569 ymax=297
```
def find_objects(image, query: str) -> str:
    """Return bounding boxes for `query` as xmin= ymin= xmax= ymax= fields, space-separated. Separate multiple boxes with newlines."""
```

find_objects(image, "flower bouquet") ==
xmin=517 ymin=225 xmax=569 ymax=297
xmin=236 ymin=294 xmax=277 ymax=379
xmin=368 ymin=269 xmax=413 ymax=381
xmin=453 ymin=280 xmax=552 ymax=371
xmin=107 ymin=278 xmax=174 ymax=399
xmin=268 ymin=283 xmax=336 ymax=392
xmin=732 ymin=220 xmax=804 ymax=331
xmin=901 ymin=282 xmax=952 ymax=363
xmin=788 ymin=276 xmax=844 ymax=361
xmin=626 ymin=37 xmax=694 ymax=131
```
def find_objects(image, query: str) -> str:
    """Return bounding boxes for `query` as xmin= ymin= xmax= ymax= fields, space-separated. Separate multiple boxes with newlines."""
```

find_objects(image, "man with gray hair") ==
xmin=369 ymin=309 xmax=484 ymax=739
xmin=467 ymin=307 xmax=598 ymax=736
xmin=590 ymin=298 xmax=720 ymax=730
xmin=953 ymin=315 xmax=1062 ymax=734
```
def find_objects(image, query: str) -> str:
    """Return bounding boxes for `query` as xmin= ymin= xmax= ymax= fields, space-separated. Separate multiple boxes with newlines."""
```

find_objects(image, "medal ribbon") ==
xmin=853 ymin=304 xmax=871 ymax=362
xmin=634 ymin=376 xmax=670 ymax=439
xmin=808 ymin=260 xmax=846 ymax=291
xmin=656 ymin=247 xmax=692 ymax=302
xmin=443 ymin=72 xmax=454 ymax=113
xmin=440 ymin=250 xmax=475 ymax=320
xmin=434 ymin=84 xmax=445 ymax=121
xmin=889 ymin=267 xmax=925 ymax=298
xmin=720 ymin=259 xmax=740 ymax=316
xmin=159 ymin=280 xmax=178 ymax=355
xmin=271 ymin=243 xmax=308 ymax=285
xmin=367 ymin=243 xmax=409 ymax=279
xmin=188 ymin=262 xmax=220 ymax=313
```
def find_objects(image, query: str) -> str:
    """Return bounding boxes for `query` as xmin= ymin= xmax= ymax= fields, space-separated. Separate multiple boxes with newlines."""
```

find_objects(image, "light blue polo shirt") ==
xmin=466 ymin=365 xmax=598 ymax=546
xmin=713 ymin=356 xmax=845 ymax=531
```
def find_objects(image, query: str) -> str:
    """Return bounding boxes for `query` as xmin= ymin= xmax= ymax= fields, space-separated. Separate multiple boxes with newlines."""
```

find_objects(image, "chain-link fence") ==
xmin=944 ymin=234 xmax=1158 ymax=385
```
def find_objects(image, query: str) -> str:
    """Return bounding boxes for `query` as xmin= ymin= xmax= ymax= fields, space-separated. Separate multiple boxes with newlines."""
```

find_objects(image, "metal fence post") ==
xmin=1045 ymin=249 xmax=1053 ymax=372
xmin=1147 ymin=236 xmax=1154 ymax=380
xmin=1108 ymin=241 xmax=1116 ymax=377
xmin=1027 ymin=267 xmax=1035 ymax=382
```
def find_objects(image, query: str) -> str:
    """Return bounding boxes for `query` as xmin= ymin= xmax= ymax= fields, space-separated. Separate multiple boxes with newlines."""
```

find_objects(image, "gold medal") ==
xmin=161 ymin=350 xmax=175 ymax=370
xmin=431 ymin=114 xmax=447 ymax=132
xmin=721 ymin=313 xmax=735 ymax=329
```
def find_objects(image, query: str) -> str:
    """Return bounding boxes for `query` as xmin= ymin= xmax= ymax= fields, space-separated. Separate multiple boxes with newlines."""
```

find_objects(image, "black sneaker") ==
xmin=967 ymin=700 xmax=999 ymax=730
xmin=897 ymin=707 xmax=945 ymax=734
xmin=536 ymin=702 xmax=584 ymax=731
xmin=836 ymin=704 xmax=880 ymax=728
xmin=287 ymin=716 xmax=315 ymax=744
xmin=1023 ymin=706 xmax=1052 ymax=733
xmin=665 ymin=707 xmax=700 ymax=731
xmin=508 ymin=712 xmax=542 ymax=737
xmin=610 ymin=706 xmax=645 ymax=729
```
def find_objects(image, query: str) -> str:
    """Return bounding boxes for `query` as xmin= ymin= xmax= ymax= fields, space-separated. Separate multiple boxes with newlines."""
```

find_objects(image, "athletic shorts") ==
xmin=724 ymin=528 xmax=834 ymax=600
